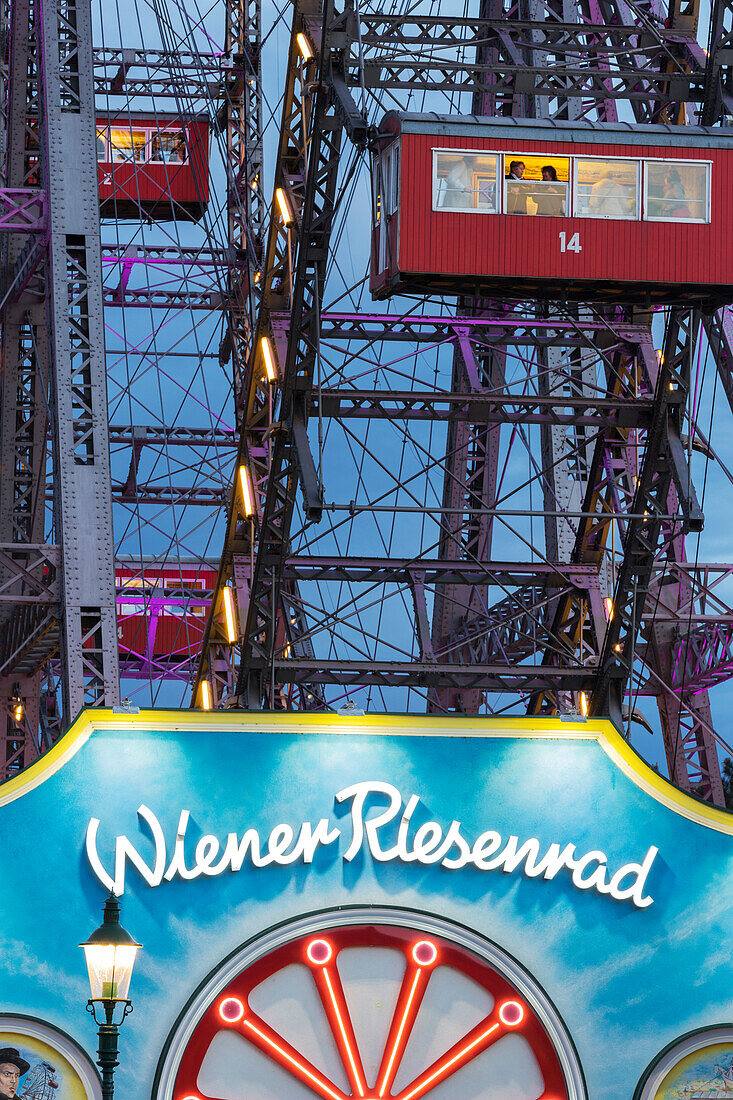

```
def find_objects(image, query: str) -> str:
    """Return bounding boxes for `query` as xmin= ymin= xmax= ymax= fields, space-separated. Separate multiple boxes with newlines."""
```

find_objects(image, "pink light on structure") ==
xmin=498 ymin=1000 xmax=524 ymax=1026
xmin=218 ymin=996 xmax=245 ymax=1023
xmin=306 ymin=938 xmax=333 ymax=964
xmin=411 ymin=940 xmax=438 ymax=966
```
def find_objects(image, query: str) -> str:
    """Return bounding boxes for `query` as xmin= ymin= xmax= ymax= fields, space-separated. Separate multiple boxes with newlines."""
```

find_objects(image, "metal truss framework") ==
xmin=188 ymin=0 xmax=733 ymax=808
xmin=3 ymin=0 xmax=733 ymax=805
xmin=0 ymin=0 xmax=120 ymax=774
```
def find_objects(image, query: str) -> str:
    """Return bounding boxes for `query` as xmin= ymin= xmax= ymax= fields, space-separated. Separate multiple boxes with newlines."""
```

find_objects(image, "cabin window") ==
xmin=434 ymin=151 xmax=499 ymax=212
xmin=645 ymin=160 xmax=709 ymax=222
xmin=96 ymin=127 xmax=108 ymax=160
xmin=504 ymin=154 xmax=569 ymax=216
xmin=151 ymin=131 xmax=187 ymax=164
xmin=109 ymin=127 xmax=147 ymax=163
xmin=573 ymin=157 xmax=640 ymax=220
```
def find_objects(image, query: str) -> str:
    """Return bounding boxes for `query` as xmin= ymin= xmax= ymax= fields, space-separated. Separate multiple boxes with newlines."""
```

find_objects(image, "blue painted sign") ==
xmin=1 ymin=710 xmax=731 ymax=1100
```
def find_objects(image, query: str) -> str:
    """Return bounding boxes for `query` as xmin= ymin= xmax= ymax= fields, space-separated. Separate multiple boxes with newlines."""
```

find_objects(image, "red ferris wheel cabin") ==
xmin=370 ymin=113 xmax=733 ymax=305
xmin=96 ymin=112 xmax=210 ymax=221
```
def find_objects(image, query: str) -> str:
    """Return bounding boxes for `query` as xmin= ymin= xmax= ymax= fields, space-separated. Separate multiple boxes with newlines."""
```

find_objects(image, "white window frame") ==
xmin=642 ymin=157 xmax=711 ymax=224
xmin=97 ymin=123 xmax=190 ymax=165
xmin=502 ymin=153 xmax=571 ymax=218
xmin=432 ymin=147 xmax=501 ymax=215
xmin=430 ymin=144 xmax=712 ymax=225
xmin=571 ymin=154 xmax=642 ymax=221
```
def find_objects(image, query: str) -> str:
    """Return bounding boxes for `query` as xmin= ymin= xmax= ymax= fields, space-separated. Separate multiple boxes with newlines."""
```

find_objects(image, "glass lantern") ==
xmin=80 ymin=893 xmax=141 ymax=1002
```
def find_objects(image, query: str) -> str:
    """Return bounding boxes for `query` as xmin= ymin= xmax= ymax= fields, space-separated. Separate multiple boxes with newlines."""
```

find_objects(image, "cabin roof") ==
xmin=382 ymin=112 xmax=733 ymax=149
xmin=96 ymin=110 xmax=207 ymax=124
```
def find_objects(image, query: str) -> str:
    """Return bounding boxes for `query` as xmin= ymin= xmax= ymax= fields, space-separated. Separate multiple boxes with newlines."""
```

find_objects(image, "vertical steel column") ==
xmin=38 ymin=0 xmax=119 ymax=716
xmin=0 ymin=0 xmax=48 ymax=769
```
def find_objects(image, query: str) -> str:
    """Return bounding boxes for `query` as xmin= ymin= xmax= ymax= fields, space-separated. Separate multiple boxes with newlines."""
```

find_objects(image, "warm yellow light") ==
xmin=579 ymin=691 xmax=589 ymax=717
xmin=239 ymin=465 xmax=255 ymax=516
xmin=200 ymin=679 xmax=212 ymax=710
xmin=604 ymin=597 xmax=614 ymax=621
xmin=222 ymin=586 xmax=237 ymax=644
xmin=261 ymin=335 xmax=278 ymax=382
xmin=296 ymin=32 xmax=314 ymax=60
xmin=253 ymin=270 xmax=262 ymax=285
xmin=13 ymin=702 xmax=23 ymax=723
xmin=275 ymin=186 xmax=294 ymax=226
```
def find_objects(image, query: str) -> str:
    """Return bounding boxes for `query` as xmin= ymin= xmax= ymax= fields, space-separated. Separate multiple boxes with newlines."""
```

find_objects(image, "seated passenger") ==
xmin=535 ymin=166 xmax=565 ymax=216
xmin=506 ymin=160 xmax=527 ymax=214
xmin=661 ymin=168 xmax=691 ymax=219
xmin=588 ymin=169 xmax=631 ymax=217
xmin=441 ymin=158 xmax=472 ymax=208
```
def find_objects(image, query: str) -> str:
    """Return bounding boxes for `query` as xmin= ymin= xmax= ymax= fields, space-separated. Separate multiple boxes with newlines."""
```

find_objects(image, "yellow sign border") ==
xmin=1 ymin=708 xmax=731 ymax=833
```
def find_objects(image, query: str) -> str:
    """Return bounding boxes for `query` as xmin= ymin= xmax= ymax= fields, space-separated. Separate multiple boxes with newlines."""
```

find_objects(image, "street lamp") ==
xmin=80 ymin=892 xmax=141 ymax=1100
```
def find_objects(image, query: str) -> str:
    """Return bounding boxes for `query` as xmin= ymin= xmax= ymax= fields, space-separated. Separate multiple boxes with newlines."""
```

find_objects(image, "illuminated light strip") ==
xmin=322 ymin=968 xmax=365 ymax=1097
xmin=397 ymin=1022 xmax=500 ymax=1100
xmin=238 ymin=465 xmax=255 ymax=517
xmin=222 ymin=587 xmax=237 ymax=643
xmin=377 ymin=968 xmax=423 ymax=1098
xmin=242 ymin=1019 xmax=346 ymax=1100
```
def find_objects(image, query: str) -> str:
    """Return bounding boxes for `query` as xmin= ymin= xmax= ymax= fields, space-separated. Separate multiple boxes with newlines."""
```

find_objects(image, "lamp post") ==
xmin=80 ymin=892 xmax=141 ymax=1100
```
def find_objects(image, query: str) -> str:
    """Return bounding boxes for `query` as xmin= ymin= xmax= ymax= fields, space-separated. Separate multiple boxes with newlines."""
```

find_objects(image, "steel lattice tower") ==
xmin=2 ymin=0 xmax=733 ymax=806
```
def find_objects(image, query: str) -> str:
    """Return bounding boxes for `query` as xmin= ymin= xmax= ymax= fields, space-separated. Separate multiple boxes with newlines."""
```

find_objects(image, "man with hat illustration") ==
xmin=0 ymin=1049 xmax=30 ymax=1099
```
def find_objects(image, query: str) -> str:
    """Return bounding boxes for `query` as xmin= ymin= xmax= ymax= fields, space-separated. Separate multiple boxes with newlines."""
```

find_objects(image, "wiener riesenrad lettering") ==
xmin=85 ymin=779 xmax=658 ymax=909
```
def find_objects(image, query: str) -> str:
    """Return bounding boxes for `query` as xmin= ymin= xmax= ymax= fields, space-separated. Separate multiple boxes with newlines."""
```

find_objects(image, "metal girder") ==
xmin=0 ymin=188 xmax=46 ymax=231
xmin=39 ymin=0 xmax=120 ymax=715
xmin=92 ymin=48 xmax=225 ymax=100
xmin=195 ymin=0 xmax=348 ymax=711
xmin=246 ymin=657 xmax=591 ymax=691
xmin=702 ymin=0 xmax=733 ymax=122
xmin=315 ymin=390 xmax=654 ymax=427
xmin=590 ymin=313 xmax=701 ymax=719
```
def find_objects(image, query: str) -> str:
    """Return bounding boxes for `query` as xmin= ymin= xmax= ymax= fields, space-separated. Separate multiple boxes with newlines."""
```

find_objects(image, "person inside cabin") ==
xmin=170 ymin=134 xmax=186 ymax=162
xmin=534 ymin=165 xmax=565 ymax=216
xmin=441 ymin=157 xmax=472 ymax=208
xmin=506 ymin=161 xmax=527 ymax=214
xmin=588 ymin=167 xmax=630 ymax=217
xmin=661 ymin=167 xmax=691 ymax=219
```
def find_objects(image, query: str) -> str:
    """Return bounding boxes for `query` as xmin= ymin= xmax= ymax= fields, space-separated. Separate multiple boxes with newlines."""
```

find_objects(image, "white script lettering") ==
xmin=84 ymin=782 xmax=659 ymax=908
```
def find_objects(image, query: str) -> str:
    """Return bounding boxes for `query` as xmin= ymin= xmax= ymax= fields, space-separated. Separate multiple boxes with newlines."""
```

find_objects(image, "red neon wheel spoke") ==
xmin=306 ymin=943 xmax=368 ymax=1097
xmin=238 ymin=1011 xmax=350 ymax=1100
xmin=375 ymin=941 xmax=439 ymax=1098
xmin=392 ymin=1012 xmax=506 ymax=1100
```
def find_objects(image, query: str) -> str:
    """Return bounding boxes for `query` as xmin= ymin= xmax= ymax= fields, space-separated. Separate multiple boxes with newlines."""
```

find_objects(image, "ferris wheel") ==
xmin=169 ymin=922 xmax=578 ymax=1100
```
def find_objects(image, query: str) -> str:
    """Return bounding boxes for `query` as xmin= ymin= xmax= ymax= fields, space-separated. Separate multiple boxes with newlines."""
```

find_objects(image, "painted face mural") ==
xmin=0 ymin=1023 xmax=99 ymax=1100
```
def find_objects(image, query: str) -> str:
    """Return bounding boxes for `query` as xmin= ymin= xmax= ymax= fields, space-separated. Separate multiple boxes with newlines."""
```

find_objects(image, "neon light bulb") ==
xmin=578 ymin=691 xmax=589 ymax=717
xmin=222 ymin=587 xmax=237 ymax=643
xmin=261 ymin=336 xmax=278 ymax=382
xmin=498 ymin=1000 xmax=524 ymax=1027
xmin=219 ymin=996 xmax=245 ymax=1023
xmin=306 ymin=938 xmax=333 ymax=965
xmin=243 ymin=1019 xmax=345 ymax=1100
xmin=604 ymin=597 xmax=614 ymax=621
xmin=296 ymin=32 xmax=313 ymax=60
xmin=239 ymin=465 xmax=255 ymax=516
xmin=399 ymin=1022 xmax=500 ymax=1100
xmin=13 ymin=702 xmax=23 ymax=722
xmin=411 ymin=940 xmax=438 ymax=966
xmin=200 ymin=679 xmax=212 ymax=710
xmin=323 ymin=969 xmax=365 ymax=1096
xmin=276 ymin=187 xmax=294 ymax=226
xmin=378 ymin=968 xmax=422 ymax=1097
